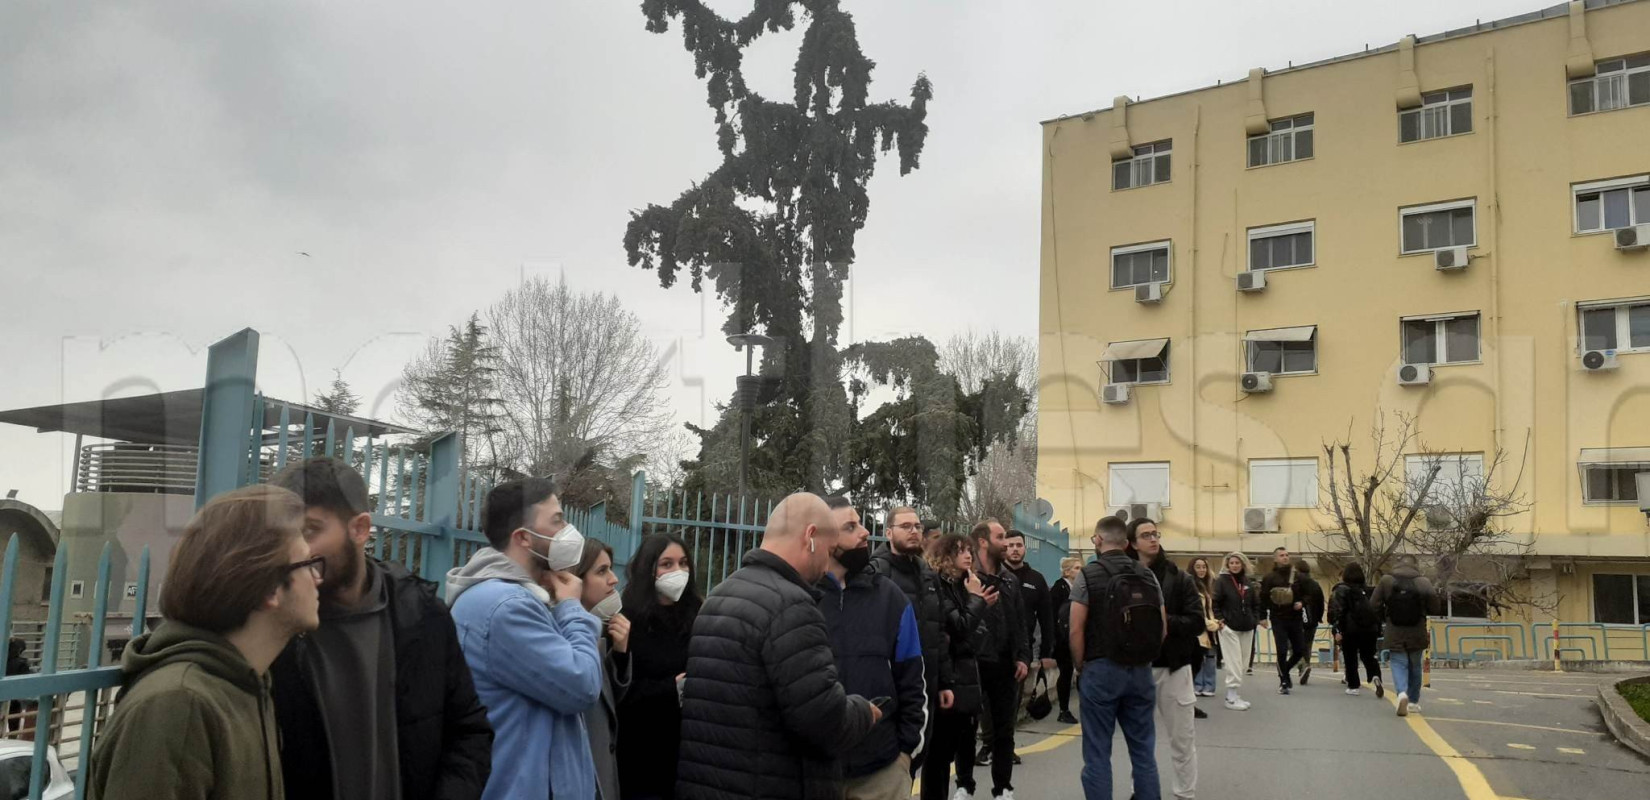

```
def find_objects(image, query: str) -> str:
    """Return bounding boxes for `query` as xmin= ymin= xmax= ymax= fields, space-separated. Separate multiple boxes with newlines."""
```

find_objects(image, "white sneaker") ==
xmin=997 ymin=792 xmax=1016 ymax=800
xmin=1225 ymin=697 xmax=1251 ymax=711
xmin=952 ymin=789 xmax=972 ymax=800
xmin=1410 ymin=704 xmax=1422 ymax=714
xmin=1396 ymin=692 xmax=1410 ymax=717
xmin=1346 ymin=688 xmax=1361 ymax=696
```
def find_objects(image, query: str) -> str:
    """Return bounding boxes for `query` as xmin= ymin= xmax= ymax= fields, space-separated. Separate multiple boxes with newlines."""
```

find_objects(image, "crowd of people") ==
xmin=77 ymin=456 xmax=1441 ymax=800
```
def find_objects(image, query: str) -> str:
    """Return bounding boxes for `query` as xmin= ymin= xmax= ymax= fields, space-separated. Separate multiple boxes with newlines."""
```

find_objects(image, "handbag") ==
xmin=1025 ymin=668 xmax=1053 ymax=721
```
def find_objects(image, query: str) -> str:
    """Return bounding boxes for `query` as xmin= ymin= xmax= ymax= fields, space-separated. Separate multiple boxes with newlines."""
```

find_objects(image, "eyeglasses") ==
xmin=1137 ymin=532 xmax=1161 ymax=541
xmin=286 ymin=556 xmax=326 ymax=582
xmin=891 ymin=523 xmax=922 ymax=532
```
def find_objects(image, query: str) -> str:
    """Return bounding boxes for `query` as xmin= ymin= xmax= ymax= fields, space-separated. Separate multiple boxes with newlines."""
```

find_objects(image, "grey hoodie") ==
xmin=445 ymin=547 xmax=552 ymax=606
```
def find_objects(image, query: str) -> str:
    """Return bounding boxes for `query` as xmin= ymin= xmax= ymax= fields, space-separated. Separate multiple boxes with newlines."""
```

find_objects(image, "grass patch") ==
xmin=1620 ymin=681 xmax=1650 ymax=724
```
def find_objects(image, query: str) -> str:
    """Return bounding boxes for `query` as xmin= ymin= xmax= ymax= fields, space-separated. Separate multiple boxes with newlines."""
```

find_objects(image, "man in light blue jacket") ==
xmin=448 ymin=477 xmax=602 ymax=800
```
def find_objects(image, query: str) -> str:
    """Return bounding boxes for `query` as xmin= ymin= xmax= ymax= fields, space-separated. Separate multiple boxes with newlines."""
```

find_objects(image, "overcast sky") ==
xmin=0 ymin=0 xmax=1541 ymax=509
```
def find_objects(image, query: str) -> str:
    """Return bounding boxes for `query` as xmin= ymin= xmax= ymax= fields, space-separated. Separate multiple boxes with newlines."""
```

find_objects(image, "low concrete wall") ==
xmin=1596 ymin=674 xmax=1650 ymax=761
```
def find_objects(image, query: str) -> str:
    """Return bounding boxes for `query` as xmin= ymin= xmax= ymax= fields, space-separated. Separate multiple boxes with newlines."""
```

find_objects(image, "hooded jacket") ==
xmin=933 ymin=573 xmax=988 ymax=715
xmin=1211 ymin=560 xmax=1263 ymax=633
xmin=86 ymin=621 xmax=283 ymax=800
xmin=1144 ymin=552 xmax=1205 ymax=672
xmin=446 ymin=548 xmax=603 ymax=800
xmin=870 ymin=544 xmax=950 ymax=700
xmin=816 ymin=566 xmax=928 ymax=779
xmin=1372 ymin=563 xmax=1440 ymax=652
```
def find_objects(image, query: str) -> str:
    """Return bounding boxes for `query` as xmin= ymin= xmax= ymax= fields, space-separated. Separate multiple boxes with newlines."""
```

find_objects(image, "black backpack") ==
xmin=1344 ymin=585 xmax=1379 ymax=633
xmin=1086 ymin=558 xmax=1164 ymax=666
xmin=1385 ymin=577 xmax=1426 ymax=626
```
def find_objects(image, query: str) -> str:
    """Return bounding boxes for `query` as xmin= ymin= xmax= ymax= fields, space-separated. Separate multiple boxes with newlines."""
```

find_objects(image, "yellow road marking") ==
xmin=1422 ymin=717 xmax=1603 ymax=736
xmin=910 ymin=724 xmax=1082 ymax=796
xmin=1557 ymin=747 xmax=1586 ymax=755
xmin=1507 ymin=743 xmax=1535 ymax=750
xmin=1384 ymin=692 xmax=1502 ymax=800
xmin=1490 ymin=690 xmax=1590 ymax=699
xmin=1472 ymin=700 xmax=1494 ymax=705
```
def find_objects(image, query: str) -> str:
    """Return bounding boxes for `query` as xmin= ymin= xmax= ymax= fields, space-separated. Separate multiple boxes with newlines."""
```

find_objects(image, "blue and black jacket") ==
xmin=817 ymin=567 xmax=928 ymax=780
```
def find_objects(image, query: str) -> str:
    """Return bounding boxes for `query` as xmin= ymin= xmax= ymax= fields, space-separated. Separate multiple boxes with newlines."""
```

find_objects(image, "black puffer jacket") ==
xmin=934 ymin=573 xmax=989 ymax=715
xmin=976 ymin=562 xmax=1032 ymax=667
xmin=1211 ymin=571 xmax=1262 ymax=632
xmin=1299 ymin=576 xmax=1326 ymax=626
xmin=676 ymin=549 xmax=876 ymax=800
xmin=871 ymin=544 xmax=950 ymax=699
xmin=1261 ymin=565 xmax=1309 ymax=624
xmin=1145 ymin=553 xmax=1205 ymax=672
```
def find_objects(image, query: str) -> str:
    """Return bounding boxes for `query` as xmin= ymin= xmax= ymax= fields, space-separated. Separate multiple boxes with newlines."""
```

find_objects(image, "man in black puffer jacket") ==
xmin=969 ymin=519 xmax=1030 ymax=798
xmin=677 ymin=493 xmax=879 ymax=800
xmin=871 ymin=507 xmax=950 ymax=774
xmin=1133 ymin=518 xmax=1203 ymax=800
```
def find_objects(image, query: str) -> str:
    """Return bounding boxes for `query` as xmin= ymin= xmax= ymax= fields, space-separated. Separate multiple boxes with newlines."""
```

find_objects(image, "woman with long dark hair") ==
xmin=574 ymin=539 xmax=631 ymax=800
xmin=616 ymin=532 xmax=701 ymax=800
xmin=921 ymin=533 xmax=991 ymax=800
xmin=1187 ymin=557 xmax=1220 ymax=698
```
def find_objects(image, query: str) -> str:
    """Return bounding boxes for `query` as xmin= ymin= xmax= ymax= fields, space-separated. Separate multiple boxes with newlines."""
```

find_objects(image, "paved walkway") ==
xmin=933 ymin=666 xmax=1650 ymax=799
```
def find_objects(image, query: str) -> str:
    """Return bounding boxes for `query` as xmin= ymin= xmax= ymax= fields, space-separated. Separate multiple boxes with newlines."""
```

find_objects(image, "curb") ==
xmin=1596 ymin=674 xmax=1650 ymax=761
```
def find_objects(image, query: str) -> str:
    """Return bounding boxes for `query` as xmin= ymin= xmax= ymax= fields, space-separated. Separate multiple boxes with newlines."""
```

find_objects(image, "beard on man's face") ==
xmin=320 ymin=542 xmax=363 ymax=605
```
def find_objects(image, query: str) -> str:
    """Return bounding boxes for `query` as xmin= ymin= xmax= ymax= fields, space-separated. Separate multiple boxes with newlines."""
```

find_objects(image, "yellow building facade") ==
xmin=1038 ymin=0 xmax=1650 ymax=633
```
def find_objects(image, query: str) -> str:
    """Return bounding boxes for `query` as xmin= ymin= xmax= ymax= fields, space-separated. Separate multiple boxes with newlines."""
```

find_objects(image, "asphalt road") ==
xmin=922 ymin=665 xmax=1650 ymax=799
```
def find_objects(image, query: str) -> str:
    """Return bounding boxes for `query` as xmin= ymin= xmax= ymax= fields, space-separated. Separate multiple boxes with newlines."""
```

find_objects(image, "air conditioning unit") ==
xmin=1397 ymin=363 xmax=1432 ymax=386
xmin=1615 ymin=224 xmax=1650 ymax=251
xmin=1112 ymin=502 xmax=1163 ymax=523
xmin=1135 ymin=282 xmax=1165 ymax=304
xmin=1435 ymin=247 xmax=1470 ymax=271
xmin=1236 ymin=271 xmax=1267 ymax=292
xmin=1242 ymin=506 xmax=1279 ymax=533
xmin=1581 ymin=349 xmax=1619 ymax=371
xmin=1240 ymin=371 xmax=1273 ymax=393
xmin=1102 ymin=383 xmax=1131 ymax=405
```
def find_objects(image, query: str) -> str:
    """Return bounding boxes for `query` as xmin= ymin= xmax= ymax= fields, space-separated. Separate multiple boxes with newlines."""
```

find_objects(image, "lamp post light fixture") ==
xmin=727 ymin=334 xmax=779 ymax=499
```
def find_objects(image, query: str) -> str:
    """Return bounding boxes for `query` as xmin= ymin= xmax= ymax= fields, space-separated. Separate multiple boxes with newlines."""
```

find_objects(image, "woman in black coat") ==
xmin=920 ymin=533 xmax=991 ymax=800
xmin=1049 ymin=557 xmax=1081 ymax=724
xmin=617 ymin=533 xmax=702 ymax=800
xmin=1210 ymin=552 xmax=1264 ymax=711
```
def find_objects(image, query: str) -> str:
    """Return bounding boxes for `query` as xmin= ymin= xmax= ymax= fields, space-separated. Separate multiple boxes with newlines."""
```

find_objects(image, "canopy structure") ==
xmin=1578 ymin=447 xmax=1650 ymax=464
xmin=1243 ymin=325 xmax=1318 ymax=342
xmin=0 ymin=389 xmax=417 ymax=446
xmin=1098 ymin=338 xmax=1170 ymax=362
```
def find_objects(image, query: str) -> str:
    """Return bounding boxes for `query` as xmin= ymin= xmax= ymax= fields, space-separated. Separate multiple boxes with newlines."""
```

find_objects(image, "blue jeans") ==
xmin=1193 ymin=651 xmax=1217 ymax=694
xmin=1079 ymin=658 xmax=1159 ymax=800
xmin=1389 ymin=649 xmax=1425 ymax=703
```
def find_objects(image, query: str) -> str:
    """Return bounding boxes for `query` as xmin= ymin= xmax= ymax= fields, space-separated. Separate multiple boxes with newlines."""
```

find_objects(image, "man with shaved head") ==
xmin=676 ymin=493 xmax=882 ymax=800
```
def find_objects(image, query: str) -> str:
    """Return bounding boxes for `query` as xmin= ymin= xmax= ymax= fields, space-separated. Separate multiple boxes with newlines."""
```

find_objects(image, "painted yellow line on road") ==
xmin=1490 ymin=690 xmax=1591 ymax=699
xmin=1472 ymin=700 xmax=1494 ymax=705
xmin=1385 ymin=693 xmax=1502 ymax=800
xmin=1422 ymin=716 xmax=1603 ymax=736
xmin=1557 ymin=747 xmax=1586 ymax=755
xmin=909 ymin=725 xmax=1082 ymax=796
xmin=1506 ymin=743 xmax=1535 ymax=750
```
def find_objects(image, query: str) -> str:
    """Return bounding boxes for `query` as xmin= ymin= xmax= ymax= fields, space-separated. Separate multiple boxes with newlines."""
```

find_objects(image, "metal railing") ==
xmin=75 ymin=444 xmax=198 ymax=494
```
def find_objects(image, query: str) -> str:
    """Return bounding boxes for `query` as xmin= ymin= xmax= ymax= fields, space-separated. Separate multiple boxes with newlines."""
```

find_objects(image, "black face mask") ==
xmin=838 ymin=546 xmax=873 ymax=575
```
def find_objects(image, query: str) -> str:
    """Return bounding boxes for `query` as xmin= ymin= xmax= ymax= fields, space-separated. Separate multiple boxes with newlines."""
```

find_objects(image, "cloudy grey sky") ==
xmin=0 ymin=0 xmax=1539 ymax=508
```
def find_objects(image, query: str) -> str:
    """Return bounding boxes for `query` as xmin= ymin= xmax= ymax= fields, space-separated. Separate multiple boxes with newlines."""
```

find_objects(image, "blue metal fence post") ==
xmin=423 ymin=433 xmax=461 ymax=592
xmin=629 ymin=471 xmax=647 ymax=567
xmin=194 ymin=328 xmax=260 ymax=508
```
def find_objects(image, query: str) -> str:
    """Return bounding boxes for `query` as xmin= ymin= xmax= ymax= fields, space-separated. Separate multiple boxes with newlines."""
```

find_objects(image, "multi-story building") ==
xmin=1037 ymin=0 xmax=1650 ymax=632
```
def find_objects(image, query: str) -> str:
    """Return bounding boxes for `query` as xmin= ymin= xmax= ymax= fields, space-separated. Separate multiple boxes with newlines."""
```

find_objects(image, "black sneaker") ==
xmin=1375 ymin=677 xmax=1385 ymax=699
xmin=976 ymin=745 xmax=992 ymax=766
xmin=1301 ymin=666 xmax=1312 ymax=686
xmin=1279 ymin=684 xmax=1291 ymax=695
xmin=1057 ymin=710 xmax=1078 ymax=724
xmin=1010 ymin=753 xmax=1022 ymax=765
xmin=1193 ymin=707 xmax=1208 ymax=719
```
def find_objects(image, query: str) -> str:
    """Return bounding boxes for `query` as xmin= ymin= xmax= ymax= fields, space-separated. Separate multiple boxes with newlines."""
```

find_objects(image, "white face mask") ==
xmin=522 ymin=524 xmax=585 ymax=572
xmin=591 ymin=592 xmax=623 ymax=622
xmin=655 ymin=569 xmax=691 ymax=602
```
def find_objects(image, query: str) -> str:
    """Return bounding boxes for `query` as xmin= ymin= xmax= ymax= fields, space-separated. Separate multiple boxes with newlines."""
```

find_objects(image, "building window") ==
xmin=1574 ymin=175 xmax=1650 ymax=233
xmin=1101 ymin=338 xmax=1170 ymax=385
xmin=1404 ymin=453 xmax=1485 ymax=505
xmin=1247 ymin=113 xmax=1314 ymax=167
xmin=1109 ymin=462 xmax=1170 ymax=507
xmin=1247 ymin=221 xmax=1315 ymax=272
xmin=1249 ymin=458 xmax=1319 ymax=508
xmin=1593 ymin=574 xmax=1650 ymax=624
xmin=1112 ymin=140 xmax=1172 ymax=190
xmin=1578 ymin=299 xmax=1650 ymax=353
xmin=1570 ymin=53 xmax=1650 ymax=115
xmin=1110 ymin=241 xmax=1171 ymax=289
xmin=1400 ymin=200 xmax=1476 ymax=254
xmin=1401 ymin=313 xmax=1480 ymax=366
xmin=1245 ymin=326 xmax=1317 ymax=375
xmin=1577 ymin=448 xmax=1649 ymax=504
xmin=1400 ymin=88 xmax=1473 ymax=142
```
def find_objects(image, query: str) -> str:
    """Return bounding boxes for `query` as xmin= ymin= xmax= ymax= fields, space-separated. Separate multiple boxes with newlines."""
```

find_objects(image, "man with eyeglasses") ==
xmin=270 ymin=457 xmax=493 ymax=800
xmin=870 ymin=507 xmax=949 ymax=778
xmin=1131 ymin=517 xmax=1204 ymax=800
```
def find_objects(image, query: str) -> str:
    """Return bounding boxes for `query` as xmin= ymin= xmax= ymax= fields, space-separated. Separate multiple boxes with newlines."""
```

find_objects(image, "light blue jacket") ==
xmin=448 ymin=549 xmax=603 ymax=800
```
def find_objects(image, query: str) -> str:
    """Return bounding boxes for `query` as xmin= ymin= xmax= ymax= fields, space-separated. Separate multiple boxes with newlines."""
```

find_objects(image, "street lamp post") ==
xmin=727 ymin=333 xmax=777 ymax=499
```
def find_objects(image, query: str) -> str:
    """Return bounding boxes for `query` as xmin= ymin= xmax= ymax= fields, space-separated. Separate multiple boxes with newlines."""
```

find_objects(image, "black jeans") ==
xmin=973 ymin=661 xmax=1018 ymax=795
xmin=1273 ymin=620 xmax=1307 ymax=687
xmin=1302 ymin=624 xmax=1320 ymax=669
xmin=922 ymin=709 xmax=976 ymax=799
xmin=1342 ymin=631 xmax=1381 ymax=689
xmin=1055 ymin=649 xmax=1074 ymax=713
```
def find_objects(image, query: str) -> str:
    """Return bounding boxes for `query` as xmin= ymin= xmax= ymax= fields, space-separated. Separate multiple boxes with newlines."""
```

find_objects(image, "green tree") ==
xmin=398 ymin=312 xmax=507 ymax=474
xmin=312 ymin=369 xmax=362 ymax=417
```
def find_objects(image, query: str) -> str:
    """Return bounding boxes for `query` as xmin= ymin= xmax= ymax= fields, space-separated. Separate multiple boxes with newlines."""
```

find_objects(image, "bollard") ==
xmin=1552 ymin=617 xmax=1563 ymax=673
xmin=1422 ymin=652 xmax=1431 ymax=688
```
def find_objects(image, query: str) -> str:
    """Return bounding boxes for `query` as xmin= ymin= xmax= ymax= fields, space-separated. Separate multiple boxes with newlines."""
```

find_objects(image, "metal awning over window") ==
xmin=1578 ymin=447 xmax=1650 ymax=464
xmin=1243 ymin=325 xmax=1317 ymax=343
xmin=1099 ymin=338 xmax=1170 ymax=362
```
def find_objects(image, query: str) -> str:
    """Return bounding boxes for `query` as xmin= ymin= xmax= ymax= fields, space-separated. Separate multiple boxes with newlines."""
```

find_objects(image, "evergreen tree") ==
xmin=312 ymin=369 xmax=362 ymax=416
xmin=399 ymin=312 xmax=506 ymax=473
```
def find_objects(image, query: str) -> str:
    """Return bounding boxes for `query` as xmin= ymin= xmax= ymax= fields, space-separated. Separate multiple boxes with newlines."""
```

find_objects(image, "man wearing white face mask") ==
xmin=447 ymin=477 xmax=604 ymax=800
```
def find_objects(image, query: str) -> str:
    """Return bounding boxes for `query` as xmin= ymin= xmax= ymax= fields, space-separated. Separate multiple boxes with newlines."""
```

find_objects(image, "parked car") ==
xmin=0 ymin=740 xmax=73 ymax=800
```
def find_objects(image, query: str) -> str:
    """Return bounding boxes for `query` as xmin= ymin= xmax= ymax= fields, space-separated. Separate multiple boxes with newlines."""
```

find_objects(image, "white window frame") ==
xmin=1576 ymin=297 xmax=1650 ymax=355
xmin=1248 ymin=458 xmax=1319 ymax=508
xmin=1579 ymin=462 xmax=1648 ymax=505
xmin=1399 ymin=312 xmax=1482 ymax=367
xmin=1246 ymin=220 xmax=1316 ymax=272
xmin=1247 ymin=113 xmax=1315 ymax=168
xmin=1570 ymin=53 xmax=1650 ymax=116
xmin=1573 ymin=175 xmax=1650 ymax=234
xmin=1592 ymin=573 xmax=1650 ymax=624
xmin=1404 ymin=453 xmax=1485 ymax=506
xmin=1112 ymin=140 xmax=1172 ymax=191
xmin=1109 ymin=461 xmax=1171 ymax=508
xmin=1399 ymin=88 xmax=1473 ymax=143
xmin=1244 ymin=326 xmax=1318 ymax=376
xmin=1110 ymin=240 xmax=1173 ymax=290
xmin=1399 ymin=199 xmax=1477 ymax=255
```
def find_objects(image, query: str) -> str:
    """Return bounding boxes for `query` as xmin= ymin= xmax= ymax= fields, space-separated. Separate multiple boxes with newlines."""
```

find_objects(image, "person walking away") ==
xmin=446 ymin=478 xmax=603 ymax=800
xmin=616 ymin=532 xmax=700 ymax=800
xmin=676 ymin=493 xmax=881 ymax=800
xmin=1050 ymin=558 xmax=1081 ymax=724
xmin=1260 ymin=548 xmax=1308 ymax=696
xmin=269 ymin=458 xmax=492 ymax=800
xmin=967 ymin=520 xmax=1030 ymax=798
xmin=1296 ymin=561 xmax=1326 ymax=686
xmin=871 ymin=507 xmax=951 ymax=777
xmin=6 ymin=638 xmax=37 ymax=735
xmin=1002 ymin=530 xmax=1055 ymax=764
xmin=1372 ymin=555 xmax=1439 ymax=716
xmin=574 ymin=540 xmax=632 ymax=800
xmin=922 ymin=535 xmax=991 ymax=800
xmin=1132 ymin=519 xmax=1200 ymax=800
xmin=1187 ymin=558 xmax=1220 ymax=699
xmin=1070 ymin=515 xmax=1165 ymax=800
xmin=86 ymin=485 xmax=322 ymax=800
xmin=1210 ymin=553 xmax=1262 ymax=711
xmin=1327 ymin=563 xmax=1382 ymax=697
xmin=819 ymin=498 xmax=927 ymax=800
